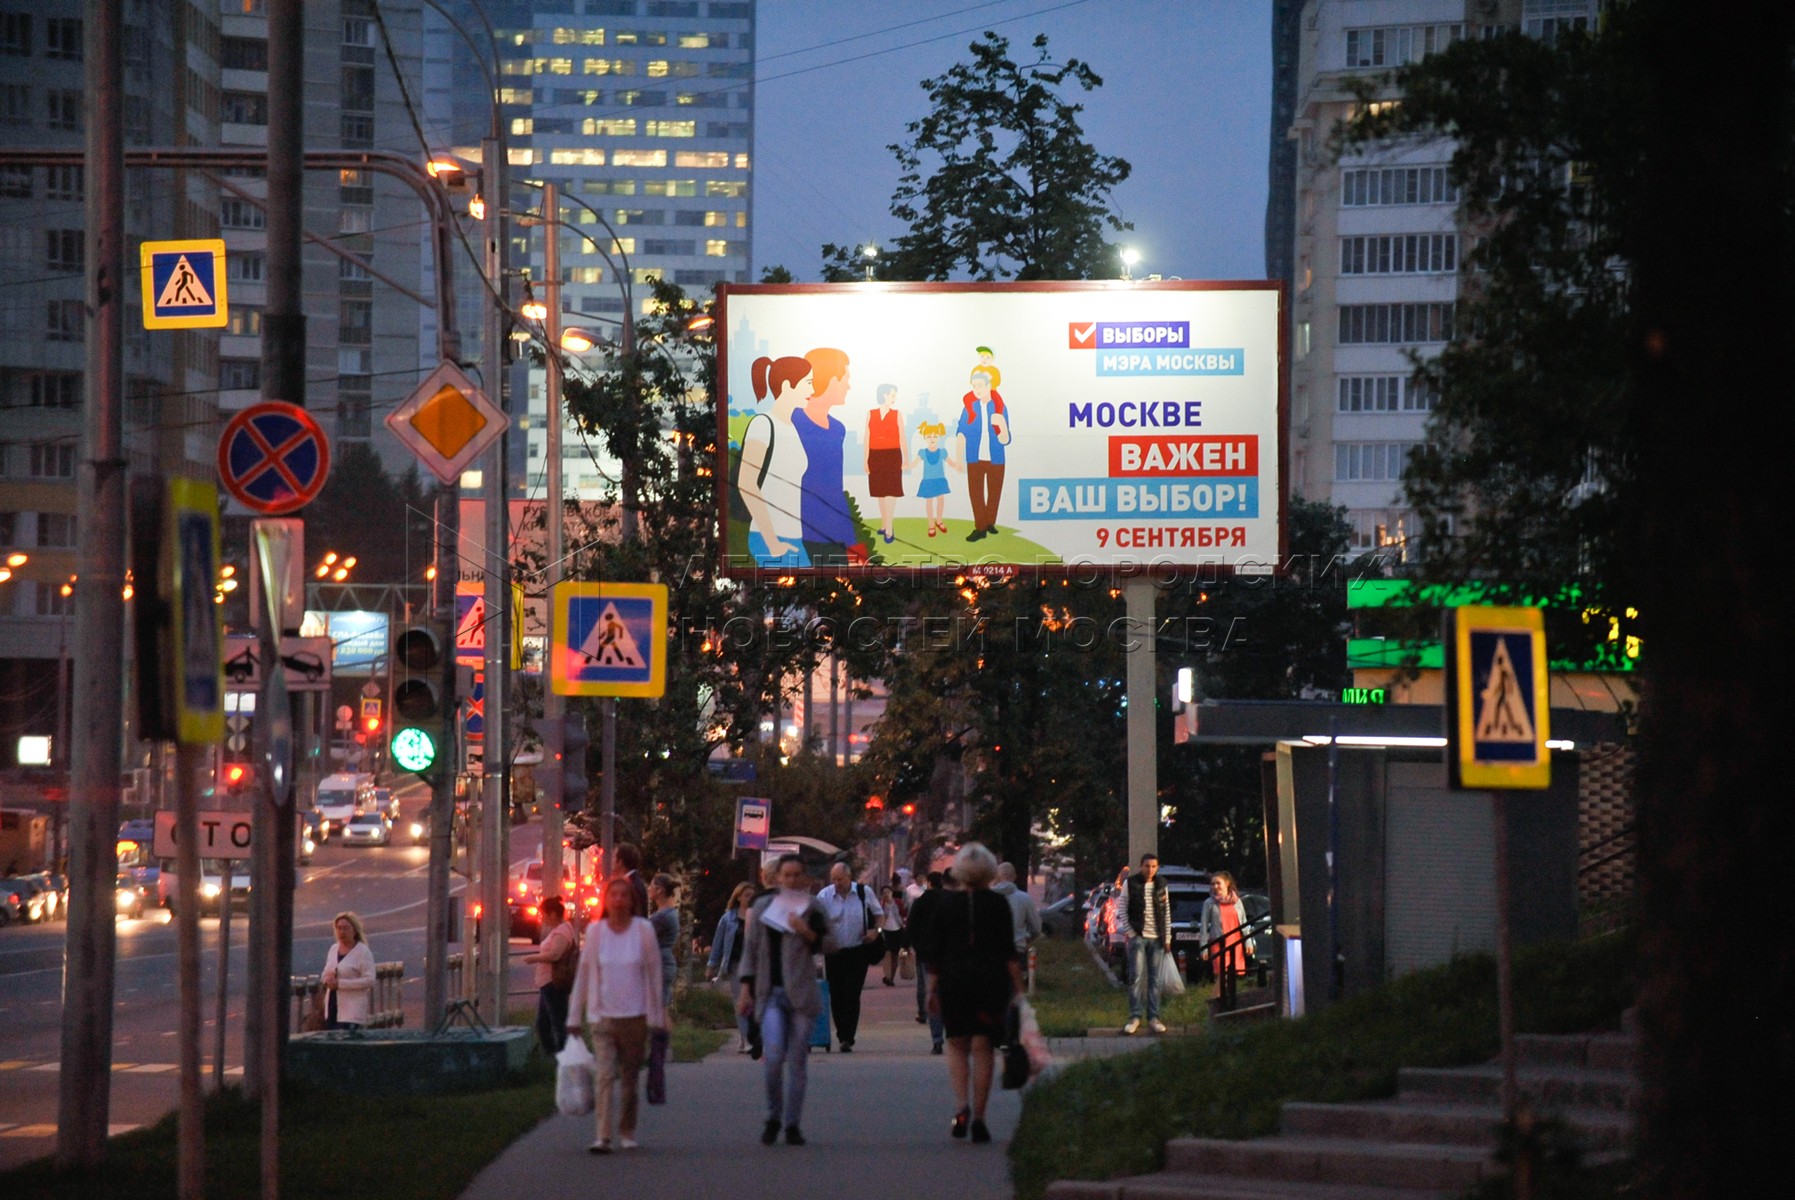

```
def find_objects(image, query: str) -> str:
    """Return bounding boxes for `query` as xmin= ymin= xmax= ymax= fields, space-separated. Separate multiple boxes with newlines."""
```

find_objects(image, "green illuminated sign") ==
xmin=1341 ymin=687 xmax=1387 ymax=705
xmin=392 ymin=727 xmax=437 ymax=773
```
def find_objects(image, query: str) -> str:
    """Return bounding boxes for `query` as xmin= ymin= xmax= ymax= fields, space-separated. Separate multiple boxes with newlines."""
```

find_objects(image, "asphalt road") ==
xmin=0 ymin=790 xmax=546 ymax=1172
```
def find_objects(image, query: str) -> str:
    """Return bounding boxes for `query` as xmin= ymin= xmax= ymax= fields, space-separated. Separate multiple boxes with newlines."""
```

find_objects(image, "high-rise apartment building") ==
xmin=1279 ymin=0 xmax=1596 ymax=559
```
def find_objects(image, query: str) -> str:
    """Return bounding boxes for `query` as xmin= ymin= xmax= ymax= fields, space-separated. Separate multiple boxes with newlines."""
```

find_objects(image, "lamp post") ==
xmin=1120 ymin=246 xmax=1142 ymax=281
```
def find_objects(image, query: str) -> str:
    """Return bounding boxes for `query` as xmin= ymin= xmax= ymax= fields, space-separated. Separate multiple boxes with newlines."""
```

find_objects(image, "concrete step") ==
xmin=1046 ymin=1174 xmax=1458 ymax=1200
xmin=1586 ymin=1034 xmax=1637 ymax=1072
xmin=1164 ymin=1135 xmax=1494 ymax=1191
xmin=1280 ymin=1099 xmax=1633 ymax=1151
xmin=1397 ymin=1064 xmax=1637 ymax=1111
xmin=1514 ymin=1032 xmax=1638 ymax=1072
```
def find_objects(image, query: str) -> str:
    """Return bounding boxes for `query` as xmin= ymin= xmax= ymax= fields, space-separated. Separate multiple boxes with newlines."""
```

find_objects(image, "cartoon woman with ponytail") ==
xmin=737 ymin=355 xmax=813 ymax=567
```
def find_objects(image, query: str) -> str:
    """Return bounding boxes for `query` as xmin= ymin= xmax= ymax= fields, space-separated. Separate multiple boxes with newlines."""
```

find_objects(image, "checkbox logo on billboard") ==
xmin=1067 ymin=321 xmax=1098 ymax=349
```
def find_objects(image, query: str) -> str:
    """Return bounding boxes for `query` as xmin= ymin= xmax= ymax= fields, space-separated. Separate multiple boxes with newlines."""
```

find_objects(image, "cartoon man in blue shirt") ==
xmin=955 ymin=366 xmax=1011 ymax=542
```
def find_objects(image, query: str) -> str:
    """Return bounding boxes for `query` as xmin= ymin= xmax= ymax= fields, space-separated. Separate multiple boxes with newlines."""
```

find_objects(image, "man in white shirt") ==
xmin=816 ymin=862 xmax=883 ymax=1051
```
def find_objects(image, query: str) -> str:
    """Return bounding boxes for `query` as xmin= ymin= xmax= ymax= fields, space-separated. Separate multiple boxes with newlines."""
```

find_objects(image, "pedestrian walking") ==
xmin=1200 ymin=871 xmax=1252 ymax=981
xmin=918 ymin=843 xmax=1021 ymax=1144
xmin=321 ymin=911 xmax=375 ymax=1031
xmin=878 ymin=883 xmax=907 ymax=985
xmin=566 ymin=876 xmax=666 ymax=1154
xmin=1121 ymin=853 xmax=1172 ymax=1035
xmin=522 ymin=896 xmax=580 ymax=1055
xmin=708 ymin=882 xmax=758 ymax=1051
xmin=816 ymin=861 xmax=883 ymax=1051
xmin=737 ymin=853 xmax=835 ymax=1146
xmin=907 ymin=870 xmax=950 ymax=1053
xmin=612 ymin=842 xmax=650 ymax=921
xmin=992 ymin=861 xmax=1042 ymax=954
xmin=649 ymin=873 xmax=681 ymax=1011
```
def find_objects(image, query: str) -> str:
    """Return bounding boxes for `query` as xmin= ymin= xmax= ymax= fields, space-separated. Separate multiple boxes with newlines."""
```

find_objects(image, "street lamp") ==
xmin=1120 ymin=246 xmax=1142 ymax=281
xmin=861 ymin=243 xmax=879 ymax=281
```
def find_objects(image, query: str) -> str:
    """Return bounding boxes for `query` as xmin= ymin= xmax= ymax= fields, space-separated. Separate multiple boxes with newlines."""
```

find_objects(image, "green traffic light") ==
xmin=392 ymin=727 xmax=437 ymax=773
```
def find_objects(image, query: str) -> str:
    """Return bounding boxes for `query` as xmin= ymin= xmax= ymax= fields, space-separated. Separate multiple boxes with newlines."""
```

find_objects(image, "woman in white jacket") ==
xmin=566 ymin=876 xmax=666 ymax=1154
xmin=322 ymin=911 xmax=375 ymax=1030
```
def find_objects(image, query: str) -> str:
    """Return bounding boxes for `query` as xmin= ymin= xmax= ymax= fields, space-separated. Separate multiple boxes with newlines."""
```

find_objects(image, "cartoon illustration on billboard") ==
xmin=719 ymin=283 xmax=1282 ymax=575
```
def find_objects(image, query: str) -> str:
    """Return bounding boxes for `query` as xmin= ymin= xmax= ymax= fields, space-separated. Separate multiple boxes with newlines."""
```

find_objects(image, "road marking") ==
xmin=109 ymin=1063 xmax=138 ymax=1072
xmin=121 ymin=1063 xmax=178 ymax=1074
xmin=0 ymin=1060 xmax=29 ymax=1071
xmin=26 ymin=1063 xmax=58 ymax=1072
xmin=0 ymin=1125 xmax=56 ymax=1138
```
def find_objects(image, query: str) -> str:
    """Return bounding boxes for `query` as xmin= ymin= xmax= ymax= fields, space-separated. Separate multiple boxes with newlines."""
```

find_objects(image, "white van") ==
xmin=313 ymin=773 xmax=371 ymax=833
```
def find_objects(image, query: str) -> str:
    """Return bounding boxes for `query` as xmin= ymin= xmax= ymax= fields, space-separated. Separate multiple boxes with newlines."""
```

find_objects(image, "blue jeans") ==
xmin=1128 ymin=937 xmax=1166 ymax=1021
xmin=535 ymin=984 xmax=570 ymax=1056
xmin=760 ymin=987 xmax=810 ymax=1125
xmin=918 ymin=964 xmax=944 ymax=1045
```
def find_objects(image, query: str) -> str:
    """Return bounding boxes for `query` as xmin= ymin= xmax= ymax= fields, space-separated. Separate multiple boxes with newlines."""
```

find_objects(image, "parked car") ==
xmin=1039 ymin=892 xmax=1084 ymax=938
xmin=339 ymin=813 xmax=390 ymax=847
xmin=0 ymin=881 xmax=24 ymax=926
xmin=0 ymin=876 xmax=51 ymax=924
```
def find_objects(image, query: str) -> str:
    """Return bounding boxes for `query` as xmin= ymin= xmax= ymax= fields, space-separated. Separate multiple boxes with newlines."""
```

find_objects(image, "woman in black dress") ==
xmin=921 ymin=842 xmax=1022 ymax=1144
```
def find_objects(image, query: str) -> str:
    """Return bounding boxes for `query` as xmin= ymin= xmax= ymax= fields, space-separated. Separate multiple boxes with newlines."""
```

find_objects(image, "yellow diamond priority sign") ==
xmin=386 ymin=361 xmax=508 ymax=484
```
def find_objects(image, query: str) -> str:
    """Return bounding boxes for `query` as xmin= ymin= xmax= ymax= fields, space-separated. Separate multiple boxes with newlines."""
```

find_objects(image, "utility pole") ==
xmin=540 ymin=184 xmax=565 ymax=900
xmin=58 ymin=0 xmax=126 ymax=1172
xmin=478 ymin=125 xmax=511 ymax=1020
xmin=424 ymin=489 xmax=458 ymax=1024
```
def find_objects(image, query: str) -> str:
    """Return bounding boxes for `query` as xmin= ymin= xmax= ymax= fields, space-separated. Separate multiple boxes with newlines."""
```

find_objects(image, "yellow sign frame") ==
xmin=549 ymin=582 xmax=667 ymax=698
xmin=1449 ymin=605 xmax=1550 ymax=790
xmin=140 ymin=238 xmax=229 ymax=330
xmin=168 ymin=476 xmax=226 ymax=744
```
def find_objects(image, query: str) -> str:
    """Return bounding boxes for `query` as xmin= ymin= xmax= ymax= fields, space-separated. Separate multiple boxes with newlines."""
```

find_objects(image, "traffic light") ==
xmin=391 ymin=623 xmax=445 ymax=777
xmin=222 ymin=762 xmax=253 ymax=794
xmin=561 ymin=710 xmax=590 ymax=810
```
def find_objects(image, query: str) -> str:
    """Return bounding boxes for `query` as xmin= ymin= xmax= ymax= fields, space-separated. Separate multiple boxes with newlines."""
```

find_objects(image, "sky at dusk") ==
xmin=751 ymin=0 xmax=1273 ymax=283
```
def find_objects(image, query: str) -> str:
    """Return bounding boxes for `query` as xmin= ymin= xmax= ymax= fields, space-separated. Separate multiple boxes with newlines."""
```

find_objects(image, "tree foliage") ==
xmin=823 ymin=32 xmax=1132 ymax=282
xmin=1340 ymin=29 xmax=1643 ymax=659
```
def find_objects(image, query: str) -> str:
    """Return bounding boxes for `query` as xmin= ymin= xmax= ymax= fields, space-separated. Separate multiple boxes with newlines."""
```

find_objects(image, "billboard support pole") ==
xmin=1125 ymin=579 xmax=1158 ymax=867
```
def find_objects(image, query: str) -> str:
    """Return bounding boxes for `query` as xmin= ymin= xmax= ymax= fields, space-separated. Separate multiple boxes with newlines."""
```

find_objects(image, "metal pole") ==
xmin=57 ymin=0 xmax=125 ymax=1173
xmin=174 ymin=744 xmax=205 ymax=1200
xmin=479 ymin=128 xmax=509 ymax=1020
xmin=540 ymin=183 xmax=566 ymax=899
xmin=213 ymin=858 xmax=231 ymax=1090
xmin=1124 ymin=578 xmax=1157 ymax=866
xmin=1326 ymin=717 xmax=1342 ymax=1003
xmin=424 ymin=489 xmax=457 ymax=1024
xmin=601 ymin=697 xmax=616 ymax=865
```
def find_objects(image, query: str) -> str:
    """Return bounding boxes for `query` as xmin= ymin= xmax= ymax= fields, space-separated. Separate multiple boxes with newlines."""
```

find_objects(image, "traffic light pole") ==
xmin=540 ymin=183 xmax=565 ymax=904
xmin=424 ymin=492 xmax=458 ymax=1025
xmin=477 ymin=128 xmax=510 ymax=1021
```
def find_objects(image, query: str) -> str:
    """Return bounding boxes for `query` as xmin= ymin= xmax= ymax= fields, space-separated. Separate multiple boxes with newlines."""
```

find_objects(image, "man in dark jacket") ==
xmin=1122 ymin=853 xmax=1171 ymax=1034
xmin=905 ymin=870 xmax=949 ymax=1053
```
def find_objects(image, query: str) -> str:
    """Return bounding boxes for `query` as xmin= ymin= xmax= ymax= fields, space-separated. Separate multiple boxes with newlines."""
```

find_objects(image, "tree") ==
xmin=824 ymin=32 xmax=1132 ymax=282
xmin=298 ymin=440 xmax=435 ymax=584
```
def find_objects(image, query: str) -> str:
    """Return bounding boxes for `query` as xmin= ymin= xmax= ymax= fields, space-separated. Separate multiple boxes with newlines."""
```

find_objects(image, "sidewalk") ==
xmin=459 ymin=960 xmax=1020 ymax=1200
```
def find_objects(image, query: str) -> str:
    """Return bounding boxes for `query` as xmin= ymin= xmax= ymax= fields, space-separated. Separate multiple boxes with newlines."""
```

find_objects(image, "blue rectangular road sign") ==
xmin=549 ymin=582 xmax=667 ymax=698
xmin=1447 ymin=606 xmax=1550 ymax=789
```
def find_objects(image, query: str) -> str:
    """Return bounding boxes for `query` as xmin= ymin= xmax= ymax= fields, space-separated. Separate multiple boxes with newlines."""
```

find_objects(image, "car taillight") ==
xmin=525 ymin=905 xmax=538 ymax=917
xmin=472 ymin=901 xmax=483 ymax=919
xmin=584 ymin=895 xmax=599 ymax=908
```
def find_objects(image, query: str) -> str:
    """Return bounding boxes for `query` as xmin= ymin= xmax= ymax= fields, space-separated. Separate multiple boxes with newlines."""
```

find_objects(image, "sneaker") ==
xmin=931 ymin=1041 xmax=944 ymax=1055
xmin=588 ymin=1139 xmax=612 ymax=1155
xmin=761 ymin=1118 xmax=781 ymax=1146
xmin=784 ymin=1125 xmax=806 ymax=1146
xmin=839 ymin=1042 xmax=853 ymax=1053
xmin=1149 ymin=1019 xmax=1168 ymax=1034
xmin=970 ymin=1118 xmax=992 ymax=1144
xmin=1122 ymin=1018 xmax=1141 ymax=1035
xmin=915 ymin=1014 xmax=927 ymax=1024
xmin=951 ymin=1106 xmax=971 ymax=1138
xmin=618 ymin=1137 xmax=639 ymax=1151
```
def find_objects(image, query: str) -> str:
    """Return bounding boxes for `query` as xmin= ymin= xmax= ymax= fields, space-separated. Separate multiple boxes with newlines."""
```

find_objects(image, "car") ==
xmin=0 ymin=882 xmax=24 ymax=926
xmin=369 ymin=787 xmax=399 ymax=822
xmin=160 ymin=859 xmax=250 ymax=916
xmin=313 ymin=772 xmax=370 ymax=831
xmin=19 ymin=872 xmax=64 ymax=920
xmin=116 ymin=873 xmax=148 ymax=920
xmin=1039 ymin=892 xmax=1083 ymax=938
xmin=1166 ymin=882 xmax=1214 ymax=953
xmin=339 ymin=813 xmax=390 ymax=847
xmin=302 ymin=810 xmax=331 ymax=844
xmin=0 ymin=876 xmax=51 ymax=924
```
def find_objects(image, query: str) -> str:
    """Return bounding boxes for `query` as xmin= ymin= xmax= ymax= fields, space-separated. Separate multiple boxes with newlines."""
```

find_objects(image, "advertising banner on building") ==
xmin=716 ymin=281 xmax=1283 ymax=577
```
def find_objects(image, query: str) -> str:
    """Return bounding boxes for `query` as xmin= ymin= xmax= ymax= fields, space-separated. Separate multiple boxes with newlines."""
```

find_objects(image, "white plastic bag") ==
xmin=1016 ymin=996 xmax=1053 ymax=1079
xmin=1157 ymin=952 xmax=1186 ymax=996
xmin=556 ymin=1036 xmax=596 ymax=1116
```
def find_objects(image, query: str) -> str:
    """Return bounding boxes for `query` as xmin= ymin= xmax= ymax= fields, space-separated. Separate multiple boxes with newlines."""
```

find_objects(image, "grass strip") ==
xmin=1028 ymin=936 xmax=1220 ymax=1036
xmin=1009 ymin=931 xmax=1636 ymax=1200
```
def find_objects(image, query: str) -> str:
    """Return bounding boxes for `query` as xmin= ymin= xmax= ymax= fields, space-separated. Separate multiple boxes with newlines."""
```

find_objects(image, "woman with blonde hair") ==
xmin=321 ymin=911 xmax=375 ymax=1031
xmin=918 ymin=842 xmax=1021 ymax=1144
xmin=707 ymin=882 xmax=759 ymax=1052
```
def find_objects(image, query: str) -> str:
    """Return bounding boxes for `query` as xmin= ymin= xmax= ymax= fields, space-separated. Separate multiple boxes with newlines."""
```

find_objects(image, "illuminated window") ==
xmin=549 ymin=149 xmax=606 ymax=166
xmin=631 ymin=267 xmax=665 ymax=285
xmin=510 ymin=117 xmax=533 ymax=136
xmin=646 ymin=120 xmax=695 ymax=137
xmin=566 ymin=267 xmax=605 ymax=284
xmin=585 ymin=58 xmax=634 ymax=75
xmin=646 ymin=60 xmax=669 ymax=77
xmin=675 ymin=151 xmax=728 ymax=169
xmin=613 ymin=149 xmax=667 ymax=167
xmin=645 ymin=179 xmax=697 ymax=197
xmin=501 ymin=59 xmax=536 ymax=75
xmin=734 ymin=152 xmax=750 ymax=169
xmin=499 ymin=87 xmax=531 ymax=103
xmin=705 ymin=239 xmax=730 ymax=257
xmin=582 ymin=117 xmax=637 ymax=136
xmin=705 ymin=180 xmax=747 ymax=199
xmin=509 ymin=148 xmax=539 ymax=165
xmin=547 ymin=58 xmax=572 ymax=75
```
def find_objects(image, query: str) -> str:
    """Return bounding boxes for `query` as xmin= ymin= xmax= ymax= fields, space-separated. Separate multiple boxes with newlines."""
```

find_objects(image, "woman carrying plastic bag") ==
xmin=556 ymin=1036 xmax=596 ymax=1116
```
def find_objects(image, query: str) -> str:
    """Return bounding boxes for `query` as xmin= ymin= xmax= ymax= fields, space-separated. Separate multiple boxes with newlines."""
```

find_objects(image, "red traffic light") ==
xmin=363 ymin=715 xmax=382 ymax=735
xmin=223 ymin=763 xmax=252 ymax=791
xmin=864 ymin=795 xmax=884 ymax=811
xmin=900 ymin=803 xmax=916 ymax=816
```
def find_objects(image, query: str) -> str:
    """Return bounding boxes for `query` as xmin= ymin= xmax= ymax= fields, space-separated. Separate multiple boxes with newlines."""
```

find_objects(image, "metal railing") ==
xmin=1188 ymin=915 xmax=1274 ymax=1013
xmin=290 ymin=961 xmax=406 ymax=1033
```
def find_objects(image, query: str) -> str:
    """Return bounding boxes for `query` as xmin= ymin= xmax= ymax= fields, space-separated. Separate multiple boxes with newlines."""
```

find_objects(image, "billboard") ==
xmin=717 ymin=281 xmax=1283 ymax=577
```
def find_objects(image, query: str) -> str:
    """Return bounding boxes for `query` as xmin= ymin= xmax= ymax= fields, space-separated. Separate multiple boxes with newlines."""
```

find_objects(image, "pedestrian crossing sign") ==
xmin=1446 ymin=605 xmax=1551 ymax=790
xmin=549 ymin=581 xmax=667 ymax=698
xmin=141 ymin=239 xmax=229 ymax=329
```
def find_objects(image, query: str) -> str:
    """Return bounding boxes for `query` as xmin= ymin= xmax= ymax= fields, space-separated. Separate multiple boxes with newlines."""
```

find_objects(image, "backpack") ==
xmin=728 ymin=413 xmax=774 ymax=524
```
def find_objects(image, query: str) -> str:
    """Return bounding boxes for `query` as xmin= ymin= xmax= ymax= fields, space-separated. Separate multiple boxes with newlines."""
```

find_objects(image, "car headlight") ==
xmin=116 ymin=889 xmax=137 ymax=909
xmin=201 ymin=883 xmax=221 ymax=899
xmin=409 ymin=822 xmax=424 ymax=838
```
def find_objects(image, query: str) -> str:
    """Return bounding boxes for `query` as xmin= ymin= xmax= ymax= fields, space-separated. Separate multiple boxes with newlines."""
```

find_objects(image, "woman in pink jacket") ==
xmin=566 ymin=876 xmax=666 ymax=1153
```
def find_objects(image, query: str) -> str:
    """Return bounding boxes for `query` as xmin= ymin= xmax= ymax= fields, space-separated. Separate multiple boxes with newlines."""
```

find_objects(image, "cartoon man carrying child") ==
xmin=955 ymin=363 xmax=1011 ymax=542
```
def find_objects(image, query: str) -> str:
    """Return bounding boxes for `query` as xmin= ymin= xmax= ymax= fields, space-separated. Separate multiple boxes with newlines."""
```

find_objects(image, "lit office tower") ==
xmin=0 ymin=2 xmax=222 ymax=764
xmin=1277 ymin=0 xmax=1597 ymax=561
xmin=481 ymin=0 xmax=756 ymax=500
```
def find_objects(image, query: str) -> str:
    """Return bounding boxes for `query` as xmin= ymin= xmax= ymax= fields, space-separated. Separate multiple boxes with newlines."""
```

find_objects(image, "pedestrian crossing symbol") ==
xmin=550 ymin=582 xmax=667 ymax=698
xmin=141 ymin=239 xmax=229 ymax=329
xmin=1448 ymin=606 xmax=1551 ymax=790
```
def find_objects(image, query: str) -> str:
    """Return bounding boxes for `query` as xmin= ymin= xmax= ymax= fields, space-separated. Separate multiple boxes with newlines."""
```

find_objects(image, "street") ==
xmin=0 ymin=801 xmax=545 ymax=1172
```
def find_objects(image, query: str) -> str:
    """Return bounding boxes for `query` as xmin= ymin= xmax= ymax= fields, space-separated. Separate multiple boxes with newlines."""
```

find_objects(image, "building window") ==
xmin=227 ymin=306 xmax=263 ymax=337
xmin=229 ymin=253 xmax=265 ymax=282
xmin=341 ymin=65 xmax=374 ymax=113
xmin=46 ymin=300 xmax=83 ymax=342
xmin=45 ymin=17 xmax=83 ymax=60
xmin=222 ymin=36 xmax=268 ymax=71
xmin=221 ymin=198 xmax=265 ymax=229
xmin=338 ymin=393 xmax=372 ymax=439
xmin=705 ymin=180 xmax=746 ymax=199
xmin=646 ymin=119 xmax=696 ymax=137
xmin=29 ymin=444 xmax=77 ymax=480
xmin=36 ymin=586 xmax=75 ymax=616
xmin=0 ymin=511 xmax=14 ymax=544
xmin=28 ymin=372 xmax=80 ymax=408
xmin=1333 ymin=442 xmax=1419 ymax=483
xmin=221 ymin=91 xmax=268 ymax=125
xmin=582 ymin=117 xmax=637 ymax=136
xmin=641 ymin=239 xmax=695 ymax=256
xmin=339 ymin=300 xmax=372 ymax=345
xmin=1337 ymin=375 xmax=1435 ymax=414
xmin=1338 ymin=303 xmax=1455 ymax=345
xmin=1343 ymin=23 xmax=1462 ymax=69
xmin=0 ymin=164 xmax=30 ymax=197
xmin=46 ymin=89 xmax=82 ymax=132
xmin=1340 ymin=233 xmax=1458 ymax=275
xmin=0 ymin=83 xmax=29 ymax=127
xmin=45 ymin=164 xmax=81 ymax=200
xmin=612 ymin=149 xmax=667 ymax=168
xmin=1 ymin=14 xmax=31 ymax=56
xmin=220 ymin=359 xmax=260 ymax=391
xmin=340 ymin=114 xmax=373 ymax=146
xmin=1340 ymin=165 xmax=1457 ymax=207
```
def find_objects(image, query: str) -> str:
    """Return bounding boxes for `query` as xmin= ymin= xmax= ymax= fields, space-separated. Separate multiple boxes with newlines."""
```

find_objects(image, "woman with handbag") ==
xmin=918 ymin=843 xmax=1022 ymax=1145
xmin=320 ymin=911 xmax=375 ymax=1031
xmin=878 ymin=884 xmax=906 ymax=986
xmin=707 ymin=883 xmax=758 ymax=1052
xmin=523 ymin=896 xmax=580 ymax=1055
xmin=566 ymin=876 xmax=666 ymax=1154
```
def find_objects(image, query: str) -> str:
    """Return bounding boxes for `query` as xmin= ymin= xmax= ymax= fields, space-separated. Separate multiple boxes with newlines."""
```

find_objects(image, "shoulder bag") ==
xmin=549 ymin=925 xmax=578 ymax=993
